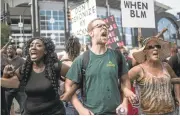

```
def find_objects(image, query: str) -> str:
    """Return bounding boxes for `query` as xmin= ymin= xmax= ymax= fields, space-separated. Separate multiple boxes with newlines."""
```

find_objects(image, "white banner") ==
xmin=121 ymin=0 xmax=155 ymax=28
xmin=71 ymin=0 xmax=97 ymax=36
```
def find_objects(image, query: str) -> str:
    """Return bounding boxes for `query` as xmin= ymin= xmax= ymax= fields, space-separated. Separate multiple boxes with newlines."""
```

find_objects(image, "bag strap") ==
xmin=177 ymin=53 xmax=180 ymax=64
xmin=114 ymin=49 xmax=122 ymax=78
xmin=81 ymin=50 xmax=90 ymax=102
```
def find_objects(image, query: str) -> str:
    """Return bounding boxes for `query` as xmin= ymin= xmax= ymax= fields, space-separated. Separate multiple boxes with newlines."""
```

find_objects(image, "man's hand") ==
xmin=176 ymin=98 xmax=180 ymax=106
xmin=116 ymin=103 xmax=128 ymax=115
xmin=60 ymin=91 xmax=72 ymax=102
xmin=78 ymin=107 xmax=94 ymax=115
xmin=3 ymin=65 xmax=15 ymax=78
xmin=124 ymin=88 xmax=139 ymax=105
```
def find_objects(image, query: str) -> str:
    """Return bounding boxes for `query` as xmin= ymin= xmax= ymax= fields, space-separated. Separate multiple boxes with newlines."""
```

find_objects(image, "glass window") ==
xmin=41 ymin=33 xmax=46 ymax=36
xmin=59 ymin=17 xmax=64 ymax=20
xmin=54 ymin=22 xmax=58 ymax=25
xmin=40 ymin=21 xmax=45 ymax=26
xmin=53 ymin=11 xmax=58 ymax=16
xmin=56 ymin=37 xmax=60 ymax=42
xmin=158 ymin=18 xmax=177 ymax=42
xmin=53 ymin=25 xmax=58 ymax=30
xmin=40 ymin=26 xmax=46 ymax=30
xmin=47 ymin=33 xmax=51 ymax=37
xmin=60 ymin=37 xmax=65 ymax=42
xmin=47 ymin=25 xmax=53 ymax=30
xmin=40 ymin=16 xmax=46 ymax=20
xmin=60 ymin=26 xmax=64 ymax=30
xmin=46 ymin=11 xmax=51 ymax=16
xmin=60 ymin=33 xmax=65 ymax=36
xmin=59 ymin=11 xmax=64 ymax=16
xmin=53 ymin=16 xmax=59 ymax=20
xmin=40 ymin=10 xmax=45 ymax=16
xmin=46 ymin=16 xmax=51 ymax=20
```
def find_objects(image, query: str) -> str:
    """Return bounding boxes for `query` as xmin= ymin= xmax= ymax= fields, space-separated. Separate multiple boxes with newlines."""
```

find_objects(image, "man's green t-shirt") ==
xmin=66 ymin=49 xmax=128 ymax=114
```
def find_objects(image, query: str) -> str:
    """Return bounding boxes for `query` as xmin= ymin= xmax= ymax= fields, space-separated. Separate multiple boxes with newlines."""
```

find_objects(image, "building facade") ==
xmin=3 ymin=0 xmax=180 ymax=51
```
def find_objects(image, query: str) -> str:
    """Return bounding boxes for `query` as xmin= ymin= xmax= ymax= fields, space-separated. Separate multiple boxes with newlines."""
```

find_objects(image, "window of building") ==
xmin=40 ymin=10 xmax=65 ymax=47
xmin=158 ymin=18 xmax=177 ymax=43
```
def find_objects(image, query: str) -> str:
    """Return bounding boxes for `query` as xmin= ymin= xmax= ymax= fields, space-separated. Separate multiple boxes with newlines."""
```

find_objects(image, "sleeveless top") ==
xmin=23 ymin=69 xmax=64 ymax=114
xmin=136 ymin=63 xmax=175 ymax=115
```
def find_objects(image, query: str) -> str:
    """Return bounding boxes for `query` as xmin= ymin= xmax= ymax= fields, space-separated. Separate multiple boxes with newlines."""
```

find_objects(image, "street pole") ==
xmin=106 ymin=0 xmax=110 ymax=17
xmin=31 ymin=0 xmax=40 ymax=37
xmin=64 ymin=0 xmax=70 ymax=42
xmin=22 ymin=6 xmax=30 ymax=42
xmin=119 ymin=0 xmax=125 ymax=45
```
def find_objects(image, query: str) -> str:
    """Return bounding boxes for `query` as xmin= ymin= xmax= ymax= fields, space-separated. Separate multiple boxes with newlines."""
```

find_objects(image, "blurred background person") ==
xmin=60 ymin=36 xmax=81 ymax=115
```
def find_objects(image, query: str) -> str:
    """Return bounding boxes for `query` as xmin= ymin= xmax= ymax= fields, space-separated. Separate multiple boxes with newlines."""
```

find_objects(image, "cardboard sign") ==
xmin=121 ymin=0 xmax=155 ymax=28
xmin=71 ymin=0 xmax=97 ymax=37
xmin=103 ymin=15 xmax=124 ymax=49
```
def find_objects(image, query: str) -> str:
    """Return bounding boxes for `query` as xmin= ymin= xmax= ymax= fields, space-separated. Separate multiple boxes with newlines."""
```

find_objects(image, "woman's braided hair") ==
xmin=65 ymin=36 xmax=81 ymax=61
xmin=20 ymin=37 xmax=59 ymax=96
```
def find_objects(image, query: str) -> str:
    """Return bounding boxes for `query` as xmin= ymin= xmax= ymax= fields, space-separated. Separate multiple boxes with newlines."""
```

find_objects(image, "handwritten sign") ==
xmin=121 ymin=0 xmax=155 ymax=28
xmin=103 ymin=15 xmax=124 ymax=49
xmin=71 ymin=0 xmax=97 ymax=37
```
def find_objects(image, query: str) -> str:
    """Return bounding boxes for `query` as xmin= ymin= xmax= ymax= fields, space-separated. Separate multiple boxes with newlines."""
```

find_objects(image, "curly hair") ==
xmin=65 ymin=36 xmax=81 ymax=61
xmin=20 ymin=37 xmax=59 ymax=96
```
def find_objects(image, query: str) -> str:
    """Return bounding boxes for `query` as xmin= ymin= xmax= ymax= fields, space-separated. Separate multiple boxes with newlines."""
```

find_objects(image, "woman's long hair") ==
xmin=20 ymin=37 xmax=59 ymax=96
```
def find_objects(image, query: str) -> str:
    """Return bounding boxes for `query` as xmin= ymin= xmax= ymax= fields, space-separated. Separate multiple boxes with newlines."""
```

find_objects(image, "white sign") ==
xmin=71 ymin=0 xmax=97 ymax=36
xmin=121 ymin=0 xmax=155 ymax=28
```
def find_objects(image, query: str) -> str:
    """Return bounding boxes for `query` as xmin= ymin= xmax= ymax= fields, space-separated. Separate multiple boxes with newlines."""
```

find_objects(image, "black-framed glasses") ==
xmin=146 ymin=45 xmax=161 ymax=50
xmin=91 ymin=24 xmax=109 ymax=30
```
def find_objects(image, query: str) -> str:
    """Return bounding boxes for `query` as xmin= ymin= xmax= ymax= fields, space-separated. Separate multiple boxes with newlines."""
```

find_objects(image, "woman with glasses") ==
xmin=128 ymin=36 xmax=180 ymax=115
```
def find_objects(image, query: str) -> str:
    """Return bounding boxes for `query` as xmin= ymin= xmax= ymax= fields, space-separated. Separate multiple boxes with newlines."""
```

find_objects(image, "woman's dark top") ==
xmin=22 ymin=69 xmax=65 ymax=115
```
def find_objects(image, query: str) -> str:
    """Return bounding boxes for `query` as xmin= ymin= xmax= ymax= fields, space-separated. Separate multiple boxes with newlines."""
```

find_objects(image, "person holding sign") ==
xmin=129 ymin=37 xmax=180 ymax=115
xmin=61 ymin=18 xmax=137 ymax=115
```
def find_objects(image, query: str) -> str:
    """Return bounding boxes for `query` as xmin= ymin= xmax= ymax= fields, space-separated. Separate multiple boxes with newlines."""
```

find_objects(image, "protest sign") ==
xmin=71 ymin=0 xmax=97 ymax=36
xmin=121 ymin=0 xmax=155 ymax=28
xmin=103 ymin=15 xmax=124 ymax=49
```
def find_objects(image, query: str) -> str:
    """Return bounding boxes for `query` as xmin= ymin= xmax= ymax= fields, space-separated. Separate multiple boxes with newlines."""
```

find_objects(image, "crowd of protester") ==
xmin=1 ymin=18 xmax=180 ymax=115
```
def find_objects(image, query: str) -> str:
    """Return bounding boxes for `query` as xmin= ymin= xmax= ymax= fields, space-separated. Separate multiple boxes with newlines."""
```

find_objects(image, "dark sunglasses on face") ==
xmin=146 ymin=45 xmax=161 ymax=50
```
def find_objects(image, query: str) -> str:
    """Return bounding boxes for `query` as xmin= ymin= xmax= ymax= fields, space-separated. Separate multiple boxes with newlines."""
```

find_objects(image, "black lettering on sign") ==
xmin=76 ymin=28 xmax=87 ymax=35
xmin=80 ymin=19 xmax=85 ymax=26
xmin=124 ymin=0 xmax=148 ymax=18
xmin=124 ymin=1 xmax=148 ymax=10
xmin=130 ymin=10 xmax=135 ymax=17
xmin=130 ymin=10 xmax=147 ymax=18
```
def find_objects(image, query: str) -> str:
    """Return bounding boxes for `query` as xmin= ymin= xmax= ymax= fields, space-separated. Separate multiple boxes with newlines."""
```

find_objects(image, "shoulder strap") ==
xmin=114 ymin=49 xmax=122 ymax=78
xmin=177 ymin=53 xmax=180 ymax=64
xmin=81 ymin=50 xmax=90 ymax=102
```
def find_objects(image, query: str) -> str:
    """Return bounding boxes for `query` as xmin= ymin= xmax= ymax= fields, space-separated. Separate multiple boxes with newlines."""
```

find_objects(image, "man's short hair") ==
xmin=87 ymin=18 xmax=103 ymax=32
xmin=8 ymin=44 xmax=16 ymax=51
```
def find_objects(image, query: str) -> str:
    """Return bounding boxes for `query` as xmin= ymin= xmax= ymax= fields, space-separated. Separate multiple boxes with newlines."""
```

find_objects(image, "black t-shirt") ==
xmin=168 ymin=52 xmax=180 ymax=77
xmin=22 ymin=69 xmax=64 ymax=115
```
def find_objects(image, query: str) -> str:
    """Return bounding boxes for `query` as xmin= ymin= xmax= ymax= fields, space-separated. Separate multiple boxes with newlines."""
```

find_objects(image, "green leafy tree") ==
xmin=1 ymin=23 xmax=10 ymax=47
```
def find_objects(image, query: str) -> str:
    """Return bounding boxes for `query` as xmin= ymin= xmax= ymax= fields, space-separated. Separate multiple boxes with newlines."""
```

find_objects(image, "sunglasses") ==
xmin=91 ymin=24 xmax=109 ymax=30
xmin=146 ymin=45 xmax=161 ymax=50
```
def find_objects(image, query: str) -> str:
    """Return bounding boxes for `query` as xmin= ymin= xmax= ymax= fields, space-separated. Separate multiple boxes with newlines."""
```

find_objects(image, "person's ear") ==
xmin=88 ymin=30 xmax=94 ymax=38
